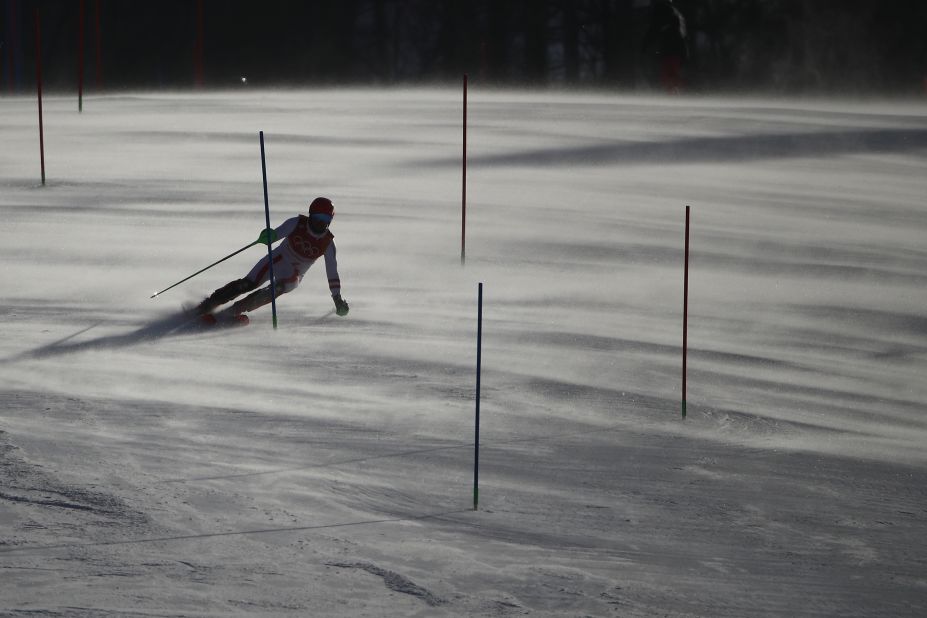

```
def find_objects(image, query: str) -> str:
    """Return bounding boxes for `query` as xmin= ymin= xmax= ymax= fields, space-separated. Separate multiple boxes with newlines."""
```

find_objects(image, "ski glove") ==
xmin=257 ymin=228 xmax=278 ymax=245
xmin=333 ymin=294 xmax=349 ymax=317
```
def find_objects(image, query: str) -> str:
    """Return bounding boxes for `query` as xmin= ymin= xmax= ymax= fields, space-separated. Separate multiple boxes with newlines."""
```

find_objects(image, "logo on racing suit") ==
xmin=285 ymin=215 xmax=333 ymax=261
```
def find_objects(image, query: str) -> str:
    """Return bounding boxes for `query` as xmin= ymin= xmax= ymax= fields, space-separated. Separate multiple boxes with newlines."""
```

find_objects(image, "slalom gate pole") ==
xmin=78 ymin=0 xmax=84 ymax=112
xmin=94 ymin=0 xmax=102 ymax=89
xmin=682 ymin=206 xmax=690 ymax=419
xmin=259 ymin=131 xmax=278 ymax=330
xmin=461 ymin=73 xmax=468 ymax=266
xmin=473 ymin=282 xmax=483 ymax=510
xmin=34 ymin=8 xmax=45 ymax=186
xmin=150 ymin=241 xmax=259 ymax=299
xmin=194 ymin=0 xmax=204 ymax=88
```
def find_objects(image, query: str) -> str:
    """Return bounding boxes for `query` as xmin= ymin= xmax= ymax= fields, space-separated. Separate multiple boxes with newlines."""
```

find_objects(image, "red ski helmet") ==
xmin=308 ymin=197 xmax=334 ymax=219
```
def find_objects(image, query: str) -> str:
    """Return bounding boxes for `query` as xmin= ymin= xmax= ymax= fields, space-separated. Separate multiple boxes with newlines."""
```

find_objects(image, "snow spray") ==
xmin=473 ymin=282 xmax=483 ymax=510
xmin=259 ymin=131 xmax=278 ymax=330
xmin=682 ymin=205 xmax=690 ymax=419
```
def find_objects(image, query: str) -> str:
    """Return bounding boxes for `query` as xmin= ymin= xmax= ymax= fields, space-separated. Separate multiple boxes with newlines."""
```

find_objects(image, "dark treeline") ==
xmin=2 ymin=0 xmax=926 ymax=94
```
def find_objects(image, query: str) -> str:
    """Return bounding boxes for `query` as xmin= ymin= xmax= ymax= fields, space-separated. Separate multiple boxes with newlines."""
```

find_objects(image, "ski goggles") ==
xmin=309 ymin=213 xmax=332 ymax=225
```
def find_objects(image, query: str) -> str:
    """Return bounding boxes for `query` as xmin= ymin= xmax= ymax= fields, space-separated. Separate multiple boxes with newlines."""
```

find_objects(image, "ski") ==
xmin=198 ymin=312 xmax=250 ymax=329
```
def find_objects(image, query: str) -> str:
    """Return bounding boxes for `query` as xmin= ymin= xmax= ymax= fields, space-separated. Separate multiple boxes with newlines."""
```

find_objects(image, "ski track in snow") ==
xmin=1 ymin=89 xmax=926 ymax=616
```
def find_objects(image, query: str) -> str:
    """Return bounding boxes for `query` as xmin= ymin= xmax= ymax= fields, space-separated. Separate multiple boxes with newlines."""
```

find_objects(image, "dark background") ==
xmin=3 ymin=0 xmax=927 ymax=94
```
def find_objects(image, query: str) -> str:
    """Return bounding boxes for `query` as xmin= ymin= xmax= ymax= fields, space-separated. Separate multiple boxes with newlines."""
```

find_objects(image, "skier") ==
xmin=194 ymin=197 xmax=349 ymax=323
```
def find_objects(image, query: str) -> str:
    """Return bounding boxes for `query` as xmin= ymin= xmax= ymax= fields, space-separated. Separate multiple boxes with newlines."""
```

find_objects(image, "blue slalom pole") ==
xmin=682 ymin=205 xmax=689 ymax=418
xmin=474 ymin=282 xmax=483 ymax=510
xmin=259 ymin=131 xmax=278 ymax=330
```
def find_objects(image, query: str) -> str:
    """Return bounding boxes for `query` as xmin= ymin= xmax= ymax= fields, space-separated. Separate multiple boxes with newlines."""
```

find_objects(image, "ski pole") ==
xmin=150 ymin=240 xmax=259 ymax=299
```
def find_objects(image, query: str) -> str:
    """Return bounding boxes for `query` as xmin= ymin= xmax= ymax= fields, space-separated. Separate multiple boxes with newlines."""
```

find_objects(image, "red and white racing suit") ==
xmin=246 ymin=215 xmax=341 ymax=296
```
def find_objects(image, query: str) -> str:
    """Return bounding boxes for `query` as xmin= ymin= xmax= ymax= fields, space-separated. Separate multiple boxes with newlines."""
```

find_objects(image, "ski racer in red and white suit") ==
xmin=195 ymin=197 xmax=349 ymax=318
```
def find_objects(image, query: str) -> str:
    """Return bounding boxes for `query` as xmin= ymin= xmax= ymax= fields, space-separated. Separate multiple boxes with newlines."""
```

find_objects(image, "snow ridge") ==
xmin=326 ymin=561 xmax=445 ymax=606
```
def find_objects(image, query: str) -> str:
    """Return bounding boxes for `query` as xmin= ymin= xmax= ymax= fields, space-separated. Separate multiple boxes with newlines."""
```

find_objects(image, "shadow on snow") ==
xmin=2 ymin=312 xmax=208 ymax=362
xmin=416 ymin=127 xmax=927 ymax=168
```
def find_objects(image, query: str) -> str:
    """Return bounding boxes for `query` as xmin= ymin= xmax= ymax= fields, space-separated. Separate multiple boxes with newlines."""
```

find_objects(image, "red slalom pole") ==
xmin=94 ymin=0 xmax=102 ymax=89
xmin=78 ymin=0 xmax=85 ymax=112
xmin=461 ymin=73 xmax=468 ymax=266
xmin=35 ymin=8 xmax=45 ymax=186
xmin=682 ymin=205 xmax=690 ymax=418
xmin=194 ymin=0 xmax=204 ymax=88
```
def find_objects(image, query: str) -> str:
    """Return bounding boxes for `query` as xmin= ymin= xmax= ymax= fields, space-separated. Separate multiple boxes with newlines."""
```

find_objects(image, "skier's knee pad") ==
xmin=275 ymin=275 xmax=301 ymax=295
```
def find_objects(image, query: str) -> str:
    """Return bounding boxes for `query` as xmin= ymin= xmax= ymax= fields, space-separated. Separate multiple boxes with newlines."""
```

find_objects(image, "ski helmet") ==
xmin=308 ymin=197 xmax=334 ymax=219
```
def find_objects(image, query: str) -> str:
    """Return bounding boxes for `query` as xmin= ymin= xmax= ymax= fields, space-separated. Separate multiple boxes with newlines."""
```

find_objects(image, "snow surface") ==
xmin=1 ymin=88 xmax=926 ymax=616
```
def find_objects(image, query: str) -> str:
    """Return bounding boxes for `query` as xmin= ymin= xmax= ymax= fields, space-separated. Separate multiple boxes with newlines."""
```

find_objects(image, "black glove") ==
xmin=333 ymin=294 xmax=349 ymax=316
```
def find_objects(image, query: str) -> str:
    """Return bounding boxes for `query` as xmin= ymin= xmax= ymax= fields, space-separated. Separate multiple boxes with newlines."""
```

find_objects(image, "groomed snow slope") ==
xmin=1 ymin=88 xmax=926 ymax=616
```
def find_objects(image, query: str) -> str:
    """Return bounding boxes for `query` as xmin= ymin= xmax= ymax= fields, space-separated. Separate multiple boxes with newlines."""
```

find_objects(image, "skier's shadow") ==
xmin=8 ymin=312 xmax=200 ymax=361
xmin=8 ymin=309 xmax=335 ymax=362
